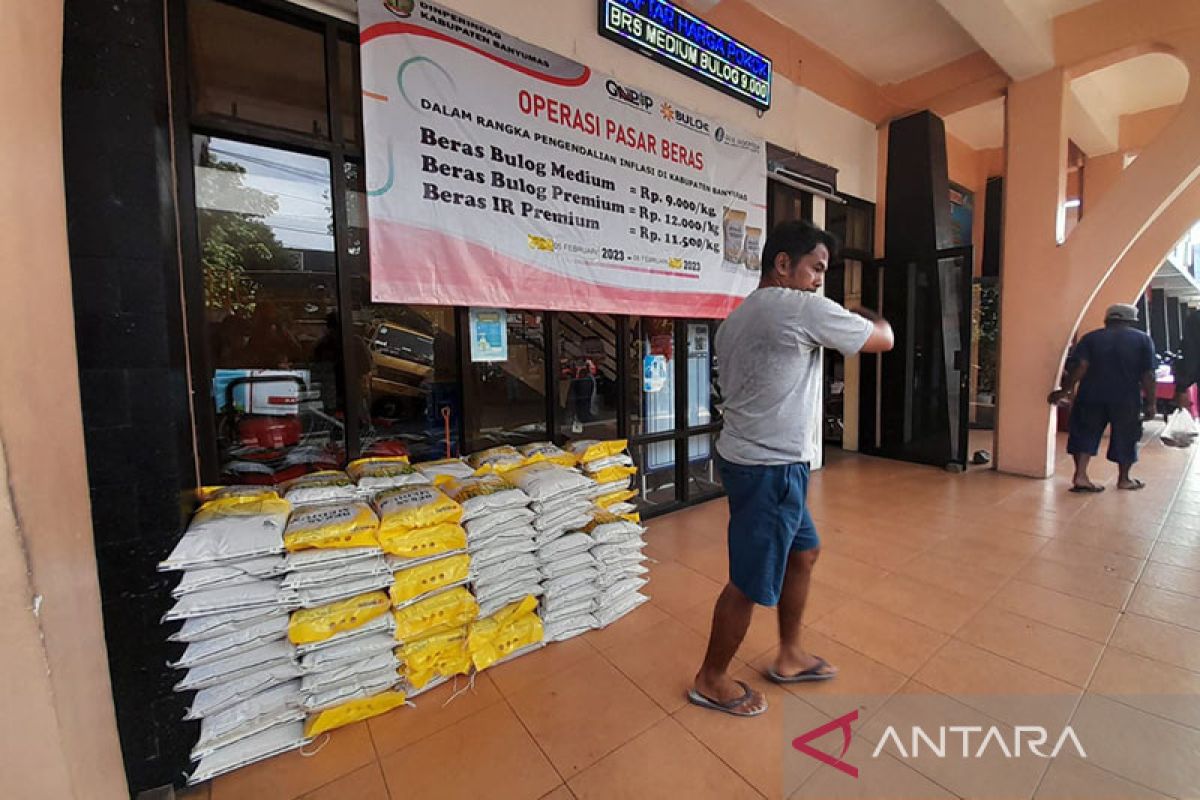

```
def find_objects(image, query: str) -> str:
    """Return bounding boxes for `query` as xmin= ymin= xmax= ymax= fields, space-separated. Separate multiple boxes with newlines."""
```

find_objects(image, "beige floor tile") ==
xmin=600 ymin=613 xmax=721 ymax=714
xmin=861 ymin=573 xmax=984 ymax=634
xmin=368 ymin=672 xmax=503 ymax=756
xmin=989 ymin=580 xmax=1121 ymax=642
xmin=675 ymin=664 xmax=832 ymax=799
xmin=1035 ymin=539 xmax=1145 ymax=582
xmin=379 ymin=702 xmax=560 ymax=800
xmin=1139 ymin=561 xmax=1200 ymax=598
xmin=299 ymin=762 xmax=388 ymax=800
xmin=811 ymin=552 xmax=889 ymax=596
xmin=1054 ymin=527 xmax=1156 ymax=558
xmin=1127 ymin=583 xmax=1200 ymax=633
xmin=570 ymin=716 xmax=759 ymax=800
xmin=1148 ymin=541 xmax=1200 ymax=570
xmin=914 ymin=639 xmax=1081 ymax=730
xmin=1089 ymin=646 xmax=1200 ymax=730
xmin=643 ymin=560 xmax=724 ymax=618
xmin=823 ymin=531 xmax=923 ymax=572
xmin=812 ymin=600 xmax=948 ymax=676
xmin=1157 ymin=525 xmax=1200 ymax=548
xmin=858 ymin=684 xmax=1049 ymax=800
xmin=582 ymin=599 xmax=671 ymax=653
xmin=955 ymin=607 xmax=1103 ymax=687
xmin=1034 ymin=755 xmax=1171 ymax=799
xmin=211 ymin=722 xmax=376 ymax=800
xmin=1110 ymin=613 xmax=1200 ymax=673
xmin=893 ymin=553 xmax=1009 ymax=598
xmin=1067 ymin=693 xmax=1200 ymax=798
xmin=792 ymin=737 xmax=958 ymax=800
xmin=1016 ymin=557 xmax=1135 ymax=608
xmin=748 ymin=629 xmax=910 ymax=726
xmin=507 ymin=649 xmax=665 ymax=777
xmin=928 ymin=537 xmax=1032 ymax=577
xmin=485 ymin=634 xmax=595 ymax=698
xmin=539 ymin=785 xmax=576 ymax=800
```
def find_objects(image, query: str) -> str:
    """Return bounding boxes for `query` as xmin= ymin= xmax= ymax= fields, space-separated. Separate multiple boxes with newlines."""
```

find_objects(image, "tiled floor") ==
xmin=184 ymin=436 xmax=1200 ymax=800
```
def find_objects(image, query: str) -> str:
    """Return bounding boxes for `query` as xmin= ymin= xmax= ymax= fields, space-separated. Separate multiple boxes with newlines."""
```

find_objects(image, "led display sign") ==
xmin=598 ymin=0 xmax=772 ymax=111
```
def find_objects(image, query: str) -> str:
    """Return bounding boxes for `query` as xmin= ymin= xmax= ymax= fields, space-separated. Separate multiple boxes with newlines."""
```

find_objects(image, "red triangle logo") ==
xmin=792 ymin=709 xmax=859 ymax=778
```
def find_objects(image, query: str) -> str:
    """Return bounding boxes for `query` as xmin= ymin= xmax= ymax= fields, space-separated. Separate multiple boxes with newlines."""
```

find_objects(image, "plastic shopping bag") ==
xmin=1162 ymin=408 xmax=1199 ymax=447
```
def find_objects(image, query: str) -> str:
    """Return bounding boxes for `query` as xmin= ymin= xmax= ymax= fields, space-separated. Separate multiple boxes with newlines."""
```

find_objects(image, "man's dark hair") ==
xmin=760 ymin=220 xmax=838 ymax=282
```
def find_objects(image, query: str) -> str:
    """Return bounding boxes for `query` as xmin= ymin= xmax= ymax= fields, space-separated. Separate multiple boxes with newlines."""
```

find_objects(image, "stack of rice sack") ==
xmin=374 ymin=482 xmax=478 ymax=696
xmin=465 ymin=594 xmax=545 ymax=671
xmin=584 ymin=511 xmax=651 ymax=628
xmin=446 ymin=473 xmax=539 ymax=618
xmin=159 ymin=488 xmax=305 ymax=784
xmin=568 ymin=440 xmax=639 ymax=513
xmin=506 ymin=458 xmax=602 ymax=642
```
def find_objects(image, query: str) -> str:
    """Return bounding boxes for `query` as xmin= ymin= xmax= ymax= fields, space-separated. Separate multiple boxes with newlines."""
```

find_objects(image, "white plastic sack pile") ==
xmin=588 ymin=515 xmax=651 ymax=628
xmin=536 ymin=531 xmax=602 ymax=642
xmin=456 ymin=467 xmax=540 ymax=618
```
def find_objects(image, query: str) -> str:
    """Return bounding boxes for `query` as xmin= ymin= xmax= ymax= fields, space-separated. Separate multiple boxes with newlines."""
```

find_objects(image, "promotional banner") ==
xmin=360 ymin=0 xmax=767 ymax=318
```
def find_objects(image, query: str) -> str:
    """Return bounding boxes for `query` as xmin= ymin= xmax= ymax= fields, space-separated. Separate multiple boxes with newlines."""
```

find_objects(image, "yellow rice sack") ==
xmin=283 ymin=501 xmax=380 ymax=552
xmin=467 ymin=445 xmax=527 ymax=474
xmin=378 ymin=522 xmax=466 ymax=560
xmin=288 ymin=591 xmax=391 ymax=645
xmin=196 ymin=485 xmax=280 ymax=504
xmin=346 ymin=457 xmax=426 ymax=491
xmin=392 ymin=586 xmax=478 ymax=641
xmin=390 ymin=553 xmax=471 ymax=607
xmin=518 ymin=442 xmax=577 ymax=468
xmin=566 ymin=439 xmax=628 ymax=464
xmin=595 ymin=489 xmax=637 ymax=509
xmin=620 ymin=512 xmax=641 ymax=524
xmin=375 ymin=485 xmax=463 ymax=537
xmin=467 ymin=596 xmax=543 ymax=672
xmin=399 ymin=626 xmax=471 ymax=689
xmin=304 ymin=690 xmax=407 ymax=738
xmin=193 ymin=494 xmax=292 ymax=521
xmin=588 ymin=465 xmax=638 ymax=486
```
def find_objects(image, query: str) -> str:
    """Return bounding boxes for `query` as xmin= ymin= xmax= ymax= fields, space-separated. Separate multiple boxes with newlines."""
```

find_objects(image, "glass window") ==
xmin=628 ymin=317 xmax=676 ymax=437
xmin=685 ymin=433 xmax=722 ymax=499
xmin=338 ymin=39 xmax=363 ymax=146
xmin=631 ymin=441 xmax=676 ymax=511
xmin=194 ymin=136 xmax=343 ymax=481
xmin=686 ymin=322 xmax=721 ymax=427
xmin=555 ymin=313 xmax=619 ymax=440
xmin=462 ymin=310 xmax=547 ymax=452
xmin=188 ymin=0 xmax=329 ymax=138
xmin=342 ymin=161 xmax=461 ymax=462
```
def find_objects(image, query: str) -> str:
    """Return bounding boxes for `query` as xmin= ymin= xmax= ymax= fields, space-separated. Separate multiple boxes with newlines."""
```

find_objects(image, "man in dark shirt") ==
xmin=1049 ymin=303 xmax=1156 ymax=491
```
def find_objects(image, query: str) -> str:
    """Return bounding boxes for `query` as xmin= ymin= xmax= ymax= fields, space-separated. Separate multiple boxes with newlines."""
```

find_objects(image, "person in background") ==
xmin=1174 ymin=308 xmax=1200 ymax=413
xmin=1049 ymin=303 xmax=1157 ymax=492
xmin=688 ymin=220 xmax=894 ymax=718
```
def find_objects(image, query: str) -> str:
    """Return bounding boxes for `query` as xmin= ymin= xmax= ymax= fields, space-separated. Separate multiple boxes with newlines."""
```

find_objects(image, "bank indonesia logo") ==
xmin=715 ymin=127 xmax=726 ymax=143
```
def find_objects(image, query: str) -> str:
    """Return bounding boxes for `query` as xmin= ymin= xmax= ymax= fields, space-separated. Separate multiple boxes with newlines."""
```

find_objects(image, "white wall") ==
xmin=349 ymin=0 xmax=879 ymax=200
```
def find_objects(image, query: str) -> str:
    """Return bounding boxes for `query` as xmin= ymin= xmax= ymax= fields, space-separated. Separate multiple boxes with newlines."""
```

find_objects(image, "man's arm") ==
xmin=1142 ymin=370 xmax=1158 ymax=419
xmin=1048 ymin=360 xmax=1088 ymax=404
xmin=849 ymin=306 xmax=894 ymax=353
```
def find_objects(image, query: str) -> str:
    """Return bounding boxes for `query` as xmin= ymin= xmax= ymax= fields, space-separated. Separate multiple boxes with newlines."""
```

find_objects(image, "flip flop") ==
xmin=686 ymin=680 xmax=767 ymax=717
xmin=1069 ymin=484 xmax=1105 ymax=493
xmin=766 ymin=656 xmax=837 ymax=684
xmin=1119 ymin=479 xmax=1146 ymax=491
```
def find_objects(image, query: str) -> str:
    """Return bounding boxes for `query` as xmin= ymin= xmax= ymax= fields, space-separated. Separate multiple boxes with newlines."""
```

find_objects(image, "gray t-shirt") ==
xmin=716 ymin=287 xmax=874 ymax=465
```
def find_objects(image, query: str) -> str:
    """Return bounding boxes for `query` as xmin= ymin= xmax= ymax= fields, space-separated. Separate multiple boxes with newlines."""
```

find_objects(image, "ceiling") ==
xmin=944 ymin=97 xmax=1006 ymax=149
xmin=750 ymin=0 xmax=980 ymax=85
xmin=1072 ymin=53 xmax=1190 ymax=120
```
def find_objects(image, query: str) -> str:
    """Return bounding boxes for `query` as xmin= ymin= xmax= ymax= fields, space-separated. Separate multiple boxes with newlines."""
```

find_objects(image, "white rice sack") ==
xmin=171 ymin=607 xmax=287 ymax=644
xmin=467 ymin=524 xmax=538 ymax=554
xmin=586 ymin=515 xmax=645 ymax=544
xmin=537 ymin=532 xmax=593 ymax=562
xmin=597 ymin=576 xmax=648 ymax=608
xmin=171 ymin=613 xmax=290 ymax=669
xmin=280 ymin=555 xmax=390 ymax=591
xmin=160 ymin=497 xmax=290 ymax=571
xmin=581 ymin=453 xmax=634 ymax=473
xmin=592 ymin=540 xmax=648 ymax=563
xmin=543 ymin=613 xmax=598 ymax=642
xmin=464 ymin=507 xmax=535 ymax=539
xmin=188 ymin=722 xmax=309 ymax=785
xmin=444 ymin=475 xmax=531 ymax=521
xmin=295 ymin=573 xmax=393 ymax=609
xmin=384 ymin=550 xmax=467 ymax=573
xmin=533 ymin=517 xmax=594 ymax=547
xmin=606 ymin=502 xmax=638 ymax=516
xmin=302 ymin=663 xmax=400 ymax=711
xmin=295 ymin=613 xmax=394 ymax=657
xmin=286 ymin=546 xmax=381 ymax=572
xmin=175 ymin=640 xmax=297 ymax=692
xmin=589 ymin=478 xmax=634 ymax=499
xmin=172 ymin=555 xmax=288 ymax=597
xmin=413 ymin=458 xmax=476 ymax=484
xmin=540 ymin=596 xmax=596 ymax=622
xmin=478 ymin=586 xmax=542 ymax=618
xmin=472 ymin=567 xmax=543 ymax=599
xmin=300 ymin=651 xmax=399 ymax=696
xmin=543 ymin=567 xmax=600 ymax=599
xmin=280 ymin=470 xmax=357 ymax=505
xmin=346 ymin=457 xmax=430 ymax=492
xmin=508 ymin=462 xmax=594 ymax=504
xmin=164 ymin=580 xmax=298 ymax=622
xmin=595 ymin=591 xmax=650 ymax=627
xmin=470 ymin=539 xmax=538 ymax=571
xmin=596 ymin=562 xmax=649 ymax=588
xmin=299 ymin=633 xmax=398 ymax=673
xmin=530 ymin=493 xmax=595 ymax=517
xmin=532 ymin=502 xmax=594 ymax=531
xmin=539 ymin=552 xmax=598 ymax=580
xmin=192 ymin=681 xmax=304 ymax=759
xmin=185 ymin=661 xmax=303 ymax=721
xmin=470 ymin=552 xmax=538 ymax=584
xmin=542 ymin=581 xmax=599 ymax=612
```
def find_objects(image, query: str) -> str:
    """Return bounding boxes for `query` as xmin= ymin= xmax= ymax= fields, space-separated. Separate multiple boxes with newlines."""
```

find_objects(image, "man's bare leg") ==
xmin=774 ymin=547 xmax=837 ymax=677
xmin=1117 ymin=462 xmax=1145 ymax=490
xmin=693 ymin=583 xmax=767 ymax=711
xmin=1072 ymin=453 xmax=1101 ymax=490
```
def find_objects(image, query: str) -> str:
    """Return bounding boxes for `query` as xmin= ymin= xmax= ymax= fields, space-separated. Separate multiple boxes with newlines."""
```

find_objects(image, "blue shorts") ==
xmin=1067 ymin=401 xmax=1142 ymax=465
xmin=717 ymin=455 xmax=819 ymax=607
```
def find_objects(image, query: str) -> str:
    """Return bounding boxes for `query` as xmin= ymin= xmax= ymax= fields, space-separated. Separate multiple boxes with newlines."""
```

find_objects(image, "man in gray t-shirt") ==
xmin=687 ymin=220 xmax=894 ymax=718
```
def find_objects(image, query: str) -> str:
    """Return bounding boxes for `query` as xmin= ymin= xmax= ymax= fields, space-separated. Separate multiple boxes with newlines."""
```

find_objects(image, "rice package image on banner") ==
xmin=358 ymin=0 xmax=765 ymax=316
